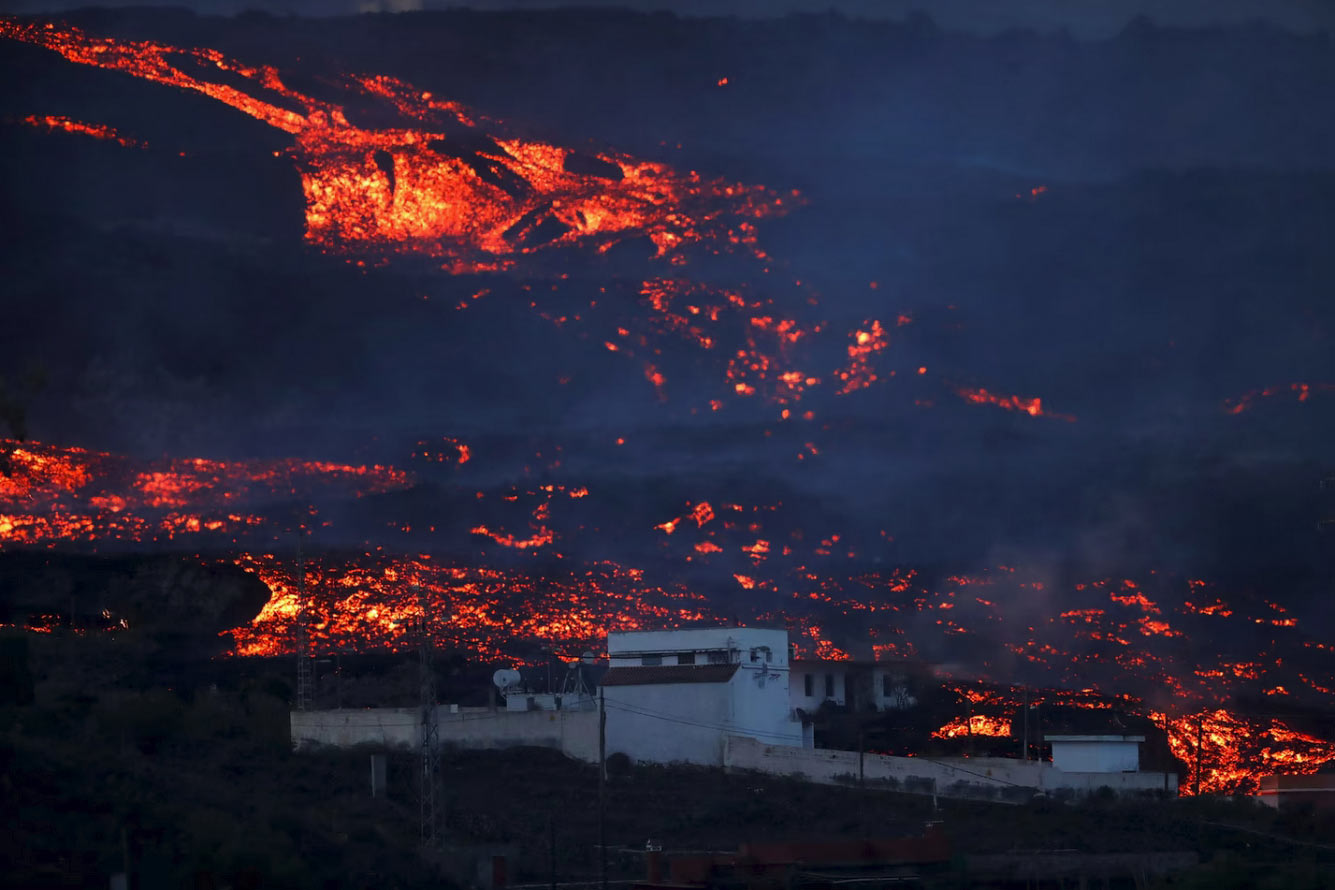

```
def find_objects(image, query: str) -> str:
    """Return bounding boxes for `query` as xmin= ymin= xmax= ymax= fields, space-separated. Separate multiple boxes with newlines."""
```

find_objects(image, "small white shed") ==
xmin=1046 ymin=733 xmax=1144 ymax=773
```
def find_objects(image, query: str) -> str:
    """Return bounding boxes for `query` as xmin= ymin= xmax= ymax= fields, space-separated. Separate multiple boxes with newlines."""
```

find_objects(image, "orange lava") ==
xmin=835 ymin=320 xmax=887 ymax=395
xmin=20 ymin=113 xmax=146 ymax=148
xmin=0 ymin=18 xmax=788 ymax=273
xmin=228 ymin=552 xmax=716 ymax=660
xmin=0 ymin=440 xmax=409 ymax=548
xmin=1223 ymin=382 xmax=1335 ymax=415
xmin=954 ymin=386 xmax=1075 ymax=421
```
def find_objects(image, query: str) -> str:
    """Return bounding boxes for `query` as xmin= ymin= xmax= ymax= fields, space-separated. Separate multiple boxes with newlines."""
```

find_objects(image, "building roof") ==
xmin=600 ymin=664 xmax=740 ymax=687
xmin=1046 ymin=734 xmax=1146 ymax=743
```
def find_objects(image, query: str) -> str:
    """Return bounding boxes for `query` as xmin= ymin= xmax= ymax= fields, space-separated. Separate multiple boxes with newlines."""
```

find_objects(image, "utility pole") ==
xmin=1021 ymin=686 xmax=1029 ymax=762
xmin=1162 ymin=712 xmax=1171 ymax=796
xmin=599 ymin=683 xmax=608 ymax=890
xmin=1194 ymin=716 xmax=1204 ymax=797
xmin=418 ymin=585 xmax=439 ymax=849
xmin=966 ymin=695 xmax=974 ymax=757
xmin=295 ymin=536 xmax=313 ymax=712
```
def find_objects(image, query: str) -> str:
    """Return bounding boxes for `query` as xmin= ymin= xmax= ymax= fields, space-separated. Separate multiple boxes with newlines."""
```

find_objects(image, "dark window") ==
xmin=804 ymin=674 xmax=813 ymax=696
xmin=825 ymin=674 xmax=835 ymax=698
xmin=678 ymin=652 xmax=696 ymax=665
xmin=641 ymin=655 xmax=662 ymax=666
xmin=882 ymin=673 xmax=892 ymax=697
xmin=707 ymin=651 xmax=728 ymax=665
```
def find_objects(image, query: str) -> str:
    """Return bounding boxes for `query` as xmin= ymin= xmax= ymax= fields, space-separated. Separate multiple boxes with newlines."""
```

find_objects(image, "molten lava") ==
xmin=954 ymin=386 xmax=1075 ymax=421
xmin=20 ymin=113 xmax=146 ymax=148
xmin=0 ymin=440 xmax=409 ymax=548
xmin=0 ymin=18 xmax=787 ymax=272
xmin=1223 ymin=382 xmax=1335 ymax=415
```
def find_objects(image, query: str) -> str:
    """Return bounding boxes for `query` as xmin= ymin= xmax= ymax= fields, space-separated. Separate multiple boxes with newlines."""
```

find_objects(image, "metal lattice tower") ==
xmin=294 ymin=537 xmax=314 ymax=712
xmin=417 ymin=585 xmax=440 ymax=848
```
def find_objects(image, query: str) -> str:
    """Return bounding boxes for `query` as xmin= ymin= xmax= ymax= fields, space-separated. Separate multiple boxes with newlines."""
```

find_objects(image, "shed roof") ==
xmin=599 ymin=664 xmax=740 ymax=686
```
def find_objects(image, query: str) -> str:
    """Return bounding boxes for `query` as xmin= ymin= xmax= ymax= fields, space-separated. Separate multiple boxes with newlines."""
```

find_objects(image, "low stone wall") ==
xmin=290 ymin=707 xmax=599 ymax=762
xmin=436 ymin=708 xmax=599 ymax=762
xmin=291 ymin=707 xmax=420 ymax=750
xmin=723 ymin=735 xmax=1176 ymax=802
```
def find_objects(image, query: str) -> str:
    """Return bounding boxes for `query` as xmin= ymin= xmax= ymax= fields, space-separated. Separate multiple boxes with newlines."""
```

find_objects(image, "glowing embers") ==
xmin=835 ymin=320 xmax=888 ymax=394
xmin=1223 ymin=382 xmax=1335 ymax=415
xmin=954 ymin=386 xmax=1075 ymax=421
xmin=655 ymin=501 xmax=715 ymax=535
xmin=0 ymin=440 xmax=410 ymax=547
xmin=0 ymin=18 xmax=789 ymax=273
xmin=20 ymin=114 xmax=146 ymax=148
xmin=227 ymin=552 xmax=718 ymax=658
xmin=413 ymin=437 xmax=471 ymax=465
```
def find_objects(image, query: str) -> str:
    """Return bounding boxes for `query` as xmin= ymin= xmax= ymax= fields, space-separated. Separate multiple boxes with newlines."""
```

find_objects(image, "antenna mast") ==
xmin=295 ymin=534 xmax=313 ymax=712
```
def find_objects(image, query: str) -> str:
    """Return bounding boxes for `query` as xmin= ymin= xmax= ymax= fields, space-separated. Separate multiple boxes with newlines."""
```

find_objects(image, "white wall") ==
xmin=790 ymin=663 xmax=846 ymax=710
xmin=1050 ymin=739 xmax=1141 ymax=773
xmin=604 ymin=666 xmax=803 ymax=766
xmin=603 ymin=680 xmax=734 ymax=765
xmin=290 ymin=707 xmax=599 ymax=762
xmin=608 ymin=628 xmax=789 ymax=667
xmin=292 ymin=707 xmax=421 ymax=750
xmin=724 ymin=736 xmax=1177 ymax=800
xmin=872 ymin=667 xmax=919 ymax=710
xmin=732 ymin=661 xmax=804 ymax=749
xmin=437 ymin=708 xmax=599 ymax=761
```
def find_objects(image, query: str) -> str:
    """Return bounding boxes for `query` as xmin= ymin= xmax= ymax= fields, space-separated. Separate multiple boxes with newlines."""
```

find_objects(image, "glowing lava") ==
xmin=954 ymin=386 xmax=1075 ymax=421
xmin=20 ymin=113 xmax=146 ymax=148
xmin=0 ymin=440 xmax=410 ymax=548
xmin=0 ymin=18 xmax=788 ymax=272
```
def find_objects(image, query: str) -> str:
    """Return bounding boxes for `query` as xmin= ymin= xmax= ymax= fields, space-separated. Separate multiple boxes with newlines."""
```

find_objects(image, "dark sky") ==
xmin=2 ymin=0 xmax=1334 ymax=37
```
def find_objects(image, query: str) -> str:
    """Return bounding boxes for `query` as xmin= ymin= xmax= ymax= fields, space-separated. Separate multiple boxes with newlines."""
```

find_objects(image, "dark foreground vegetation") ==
xmin=3 ymin=624 xmax=1335 ymax=890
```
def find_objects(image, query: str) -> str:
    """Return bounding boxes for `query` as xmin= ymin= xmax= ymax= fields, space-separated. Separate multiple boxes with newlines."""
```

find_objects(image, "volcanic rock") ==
xmin=0 ymin=552 xmax=270 ymax=645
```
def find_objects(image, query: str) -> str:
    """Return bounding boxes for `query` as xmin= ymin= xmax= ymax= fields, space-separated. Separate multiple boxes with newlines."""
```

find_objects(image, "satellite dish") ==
xmin=581 ymin=650 xmax=596 ymax=665
xmin=492 ymin=669 xmax=522 ymax=690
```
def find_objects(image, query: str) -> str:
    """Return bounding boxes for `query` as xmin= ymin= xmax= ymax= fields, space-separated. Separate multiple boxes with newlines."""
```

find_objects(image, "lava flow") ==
xmin=0 ymin=439 xmax=410 ymax=548
xmin=0 ymin=18 xmax=788 ymax=272
xmin=20 ymin=113 xmax=146 ymax=148
xmin=1223 ymin=382 xmax=1335 ymax=415
xmin=5 ymin=438 xmax=1335 ymax=795
xmin=954 ymin=386 xmax=1075 ymax=421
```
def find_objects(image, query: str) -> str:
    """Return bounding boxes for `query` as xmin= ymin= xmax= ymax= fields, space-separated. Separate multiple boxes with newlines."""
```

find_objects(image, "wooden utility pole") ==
xmin=1021 ymin=687 xmax=1029 ymax=762
xmin=599 ymin=684 xmax=608 ymax=890
xmin=1194 ymin=716 xmax=1204 ymax=797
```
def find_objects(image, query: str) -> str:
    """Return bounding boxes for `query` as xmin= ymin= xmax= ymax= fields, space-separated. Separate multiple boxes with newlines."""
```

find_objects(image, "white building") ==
xmin=601 ymin=627 xmax=808 ymax=765
xmin=790 ymin=659 xmax=922 ymax=713
xmin=1046 ymin=734 xmax=1145 ymax=773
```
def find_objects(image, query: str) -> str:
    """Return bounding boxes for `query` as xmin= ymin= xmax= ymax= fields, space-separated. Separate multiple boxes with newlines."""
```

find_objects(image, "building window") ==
xmin=804 ymin=674 xmax=813 ymax=697
xmin=642 ymin=655 xmax=662 ymax=666
xmin=678 ymin=652 xmax=696 ymax=665
xmin=825 ymin=674 xmax=835 ymax=698
xmin=707 ymin=651 xmax=728 ymax=665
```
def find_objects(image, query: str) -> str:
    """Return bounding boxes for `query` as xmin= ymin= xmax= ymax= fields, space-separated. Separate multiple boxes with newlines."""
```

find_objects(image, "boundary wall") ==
xmin=289 ymin=710 xmax=1176 ymax=802
xmin=723 ymin=735 xmax=1177 ymax=802
xmin=291 ymin=707 xmax=599 ymax=762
